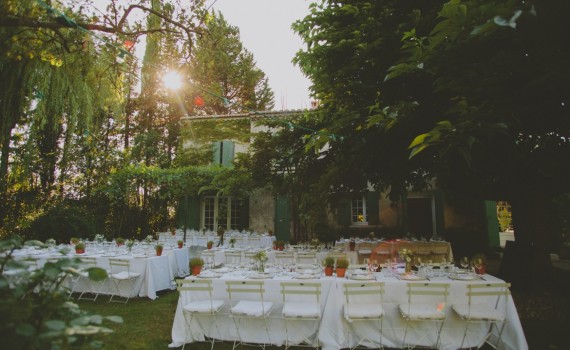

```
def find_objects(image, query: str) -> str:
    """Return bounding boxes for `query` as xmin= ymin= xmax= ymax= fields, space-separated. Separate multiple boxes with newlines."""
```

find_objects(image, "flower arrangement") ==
xmin=155 ymin=243 xmax=164 ymax=256
xmin=357 ymin=214 xmax=365 ymax=222
xmin=229 ymin=237 xmax=237 ymax=248
xmin=399 ymin=248 xmax=414 ymax=273
xmin=144 ymin=235 xmax=154 ymax=243
xmin=70 ymin=237 xmax=79 ymax=245
xmin=94 ymin=234 xmax=105 ymax=243
xmin=75 ymin=242 xmax=86 ymax=254
xmin=310 ymin=238 xmax=320 ymax=247
xmin=46 ymin=238 xmax=56 ymax=246
xmin=253 ymin=250 xmax=268 ymax=272
xmin=126 ymin=239 xmax=135 ymax=252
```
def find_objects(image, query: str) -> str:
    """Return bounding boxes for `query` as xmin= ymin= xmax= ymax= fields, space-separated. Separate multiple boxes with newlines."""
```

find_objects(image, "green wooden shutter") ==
xmin=366 ymin=191 xmax=379 ymax=225
xmin=177 ymin=196 xmax=201 ymax=230
xmin=212 ymin=142 xmax=221 ymax=164
xmin=337 ymin=198 xmax=351 ymax=227
xmin=485 ymin=200 xmax=500 ymax=248
xmin=221 ymin=140 xmax=235 ymax=167
xmin=239 ymin=198 xmax=249 ymax=230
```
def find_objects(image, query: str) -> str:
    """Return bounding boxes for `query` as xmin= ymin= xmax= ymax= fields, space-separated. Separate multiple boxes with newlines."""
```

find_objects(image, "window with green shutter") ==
xmin=212 ymin=141 xmax=235 ymax=167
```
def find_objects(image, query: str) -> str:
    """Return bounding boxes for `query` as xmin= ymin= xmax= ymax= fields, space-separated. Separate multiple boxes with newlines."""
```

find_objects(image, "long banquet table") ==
xmin=169 ymin=270 xmax=527 ymax=350
xmin=10 ymin=245 xmax=190 ymax=300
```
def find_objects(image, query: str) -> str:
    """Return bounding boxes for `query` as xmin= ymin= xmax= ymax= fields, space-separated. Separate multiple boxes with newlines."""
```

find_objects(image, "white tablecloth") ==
xmin=169 ymin=272 xmax=527 ymax=350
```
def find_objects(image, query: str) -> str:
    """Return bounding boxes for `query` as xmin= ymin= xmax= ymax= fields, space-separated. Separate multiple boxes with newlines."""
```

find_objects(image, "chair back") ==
xmin=297 ymin=251 xmax=317 ymax=264
xmin=225 ymin=251 xmax=243 ymax=264
xmin=108 ymin=258 xmax=131 ymax=274
xmin=226 ymin=280 xmax=268 ymax=312
xmin=280 ymin=281 xmax=321 ymax=304
xmin=465 ymin=282 xmax=511 ymax=316
xmin=344 ymin=281 xmax=384 ymax=304
xmin=274 ymin=251 xmax=295 ymax=264
xmin=404 ymin=282 xmax=450 ymax=316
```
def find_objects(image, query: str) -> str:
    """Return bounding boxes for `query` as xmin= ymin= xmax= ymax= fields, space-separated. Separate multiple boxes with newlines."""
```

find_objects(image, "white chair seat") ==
xmin=345 ymin=303 xmax=384 ymax=320
xmin=399 ymin=303 xmax=446 ymax=320
xmin=452 ymin=304 xmax=505 ymax=321
xmin=231 ymin=300 xmax=273 ymax=317
xmin=111 ymin=271 xmax=141 ymax=280
xmin=283 ymin=302 xmax=321 ymax=318
xmin=183 ymin=299 xmax=225 ymax=314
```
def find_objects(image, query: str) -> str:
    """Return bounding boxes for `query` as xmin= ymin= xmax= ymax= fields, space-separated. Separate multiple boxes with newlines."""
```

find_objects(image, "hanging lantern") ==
xmin=124 ymin=40 xmax=135 ymax=50
xmin=194 ymin=95 xmax=205 ymax=107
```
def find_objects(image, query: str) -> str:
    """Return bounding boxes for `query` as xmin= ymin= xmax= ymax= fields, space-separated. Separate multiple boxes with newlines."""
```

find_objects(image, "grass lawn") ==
xmin=77 ymin=263 xmax=570 ymax=350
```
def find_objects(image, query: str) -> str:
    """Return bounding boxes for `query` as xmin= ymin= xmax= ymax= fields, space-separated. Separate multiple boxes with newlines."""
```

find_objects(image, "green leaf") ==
xmin=45 ymin=320 xmax=66 ymax=331
xmin=409 ymin=144 xmax=429 ymax=159
xmin=408 ymin=133 xmax=429 ymax=149
xmin=86 ymin=267 xmax=108 ymax=281
xmin=16 ymin=323 xmax=35 ymax=337
xmin=105 ymin=315 xmax=124 ymax=324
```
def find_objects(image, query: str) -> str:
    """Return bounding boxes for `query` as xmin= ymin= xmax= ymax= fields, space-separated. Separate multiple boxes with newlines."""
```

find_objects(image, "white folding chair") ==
xmin=225 ymin=251 xmax=243 ymax=266
xmin=248 ymin=236 xmax=262 ymax=248
xmin=452 ymin=282 xmax=511 ymax=349
xmin=357 ymin=242 xmax=375 ymax=264
xmin=296 ymin=251 xmax=317 ymax=265
xmin=280 ymin=282 xmax=322 ymax=349
xmin=201 ymin=250 xmax=216 ymax=268
xmin=343 ymin=281 xmax=385 ymax=350
xmin=75 ymin=257 xmax=103 ymax=301
xmin=398 ymin=282 xmax=449 ymax=349
xmin=176 ymin=279 xmax=225 ymax=350
xmin=108 ymin=258 xmax=141 ymax=304
xmin=226 ymin=280 xmax=273 ymax=350
xmin=274 ymin=251 xmax=295 ymax=265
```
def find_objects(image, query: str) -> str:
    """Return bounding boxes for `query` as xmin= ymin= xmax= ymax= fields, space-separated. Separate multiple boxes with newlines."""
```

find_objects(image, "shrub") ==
xmin=26 ymin=205 xmax=95 ymax=243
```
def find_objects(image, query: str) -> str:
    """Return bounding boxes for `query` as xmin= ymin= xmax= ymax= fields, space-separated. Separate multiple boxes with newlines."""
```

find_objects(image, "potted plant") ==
xmin=116 ymin=237 xmax=125 ymax=246
xmin=323 ymin=256 xmax=335 ymax=276
xmin=267 ymin=229 xmax=273 ymax=236
xmin=336 ymin=258 xmax=350 ymax=277
xmin=170 ymin=226 xmax=177 ymax=236
xmin=229 ymin=237 xmax=237 ymax=248
xmin=207 ymin=240 xmax=214 ymax=250
xmin=472 ymin=253 xmax=487 ymax=275
xmin=276 ymin=240 xmax=285 ymax=251
xmin=155 ymin=244 xmax=164 ymax=256
xmin=126 ymin=239 xmax=135 ymax=253
xmin=75 ymin=242 xmax=85 ymax=254
xmin=190 ymin=257 xmax=204 ymax=276
xmin=177 ymin=239 xmax=184 ymax=249
xmin=70 ymin=237 xmax=79 ymax=245
xmin=217 ymin=226 xmax=225 ymax=246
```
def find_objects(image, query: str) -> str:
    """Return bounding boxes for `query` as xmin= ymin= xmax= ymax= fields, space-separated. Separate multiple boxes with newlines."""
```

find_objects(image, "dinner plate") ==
xmin=449 ymin=273 xmax=479 ymax=281
xmin=249 ymin=273 xmax=273 ymax=279
xmin=398 ymin=273 xmax=427 ymax=281
xmin=197 ymin=272 xmax=221 ymax=278
xmin=348 ymin=275 xmax=374 ymax=281
xmin=295 ymin=274 xmax=318 ymax=279
xmin=213 ymin=267 xmax=231 ymax=273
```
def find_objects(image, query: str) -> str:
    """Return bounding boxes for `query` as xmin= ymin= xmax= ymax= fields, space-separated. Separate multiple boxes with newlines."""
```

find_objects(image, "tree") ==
xmin=188 ymin=12 xmax=274 ymax=115
xmin=293 ymin=0 xmax=570 ymax=288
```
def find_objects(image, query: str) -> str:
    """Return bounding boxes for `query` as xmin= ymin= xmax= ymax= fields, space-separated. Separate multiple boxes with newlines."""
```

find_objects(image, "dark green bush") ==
xmin=26 ymin=205 xmax=96 ymax=243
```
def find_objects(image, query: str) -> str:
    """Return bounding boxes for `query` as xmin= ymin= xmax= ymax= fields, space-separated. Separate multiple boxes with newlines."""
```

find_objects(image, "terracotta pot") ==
xmin=336 ymin=267 xmax=347 ymax=278
xmin=324 ymin=266 xmax=334 ymax=276
xmin=156 ymin=248 xmax=163 ymax=256
xmin=178 ymin=242 xmax=183 ymax=249
xmin=278 ymin=245 xmax=284 ymax=251
xmin=475 ymin=265 xmax=486 ymax=275
xmin=75 ymin=248 xmax=85 ymax=254
xmin=116 ymin=242 xmax=124 ymax=247
xmin=171 ymin=230 xmax=176 ymax=236
xmin=207 ymin=243 xmax=213 ymax=250
xmin=191 ymin=265 xmax=202 ymax=276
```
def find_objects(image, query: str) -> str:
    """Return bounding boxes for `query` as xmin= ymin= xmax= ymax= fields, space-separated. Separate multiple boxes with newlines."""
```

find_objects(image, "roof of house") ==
xmin=180 ymin=109 xmax=308 ymax=121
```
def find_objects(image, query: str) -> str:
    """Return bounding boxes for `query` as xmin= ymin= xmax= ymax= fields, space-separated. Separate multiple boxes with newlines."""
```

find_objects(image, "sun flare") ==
xmin=162 ymin=71 xmax=183 ymax=90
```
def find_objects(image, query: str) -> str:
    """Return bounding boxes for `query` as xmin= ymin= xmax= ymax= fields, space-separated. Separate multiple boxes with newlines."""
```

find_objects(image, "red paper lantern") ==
xmin=194 ymin=95 xmax=205 ymax=107
xmin=124 ymin=40 xmax=135 ymax=50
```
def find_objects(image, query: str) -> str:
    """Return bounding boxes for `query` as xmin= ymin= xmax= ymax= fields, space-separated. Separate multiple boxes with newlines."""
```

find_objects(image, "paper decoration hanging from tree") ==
xmin=194 ymin=95 xmax=205 ymax=107
xmin=124 ymin=40 xmax=135 ymax=50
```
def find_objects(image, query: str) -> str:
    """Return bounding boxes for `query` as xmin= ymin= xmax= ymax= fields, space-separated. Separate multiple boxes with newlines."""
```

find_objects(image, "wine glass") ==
xmin=460 ymin=256 xmax=470 ymax=270
xmin=414 ymin=257 xmax=423 ymax=271
xmin=370 ymin=260 xmax=379 ymax=274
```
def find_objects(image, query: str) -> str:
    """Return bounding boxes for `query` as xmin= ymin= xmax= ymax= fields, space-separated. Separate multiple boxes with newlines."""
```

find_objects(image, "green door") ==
xmin=485 ymin=200 xmax=500 ymax=248
xmin=275 ymin=195 xmax=291 ymax=242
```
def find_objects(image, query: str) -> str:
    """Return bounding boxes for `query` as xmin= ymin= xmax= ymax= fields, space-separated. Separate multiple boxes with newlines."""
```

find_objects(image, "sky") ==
xmin=206 ymin=0 xmax=313 ymax=110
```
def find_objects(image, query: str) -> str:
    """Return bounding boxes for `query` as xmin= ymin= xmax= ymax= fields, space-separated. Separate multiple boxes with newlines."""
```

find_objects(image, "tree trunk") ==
xmin=509 ymin=191 xmax=553 ymax=291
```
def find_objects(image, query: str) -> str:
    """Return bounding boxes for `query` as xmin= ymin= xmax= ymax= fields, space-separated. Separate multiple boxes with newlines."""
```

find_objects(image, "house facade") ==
xmin=176 ymin=110 xmax=500 ymax=253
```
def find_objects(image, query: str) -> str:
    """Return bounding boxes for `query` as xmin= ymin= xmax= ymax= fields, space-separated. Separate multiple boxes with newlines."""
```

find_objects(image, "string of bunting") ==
xmin=32 ymin=0 xmax=343 ymax=141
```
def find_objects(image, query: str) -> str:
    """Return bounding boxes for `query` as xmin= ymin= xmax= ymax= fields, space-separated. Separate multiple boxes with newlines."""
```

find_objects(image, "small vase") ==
xmin=405 ymin=261 xmax=412 ymax=274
